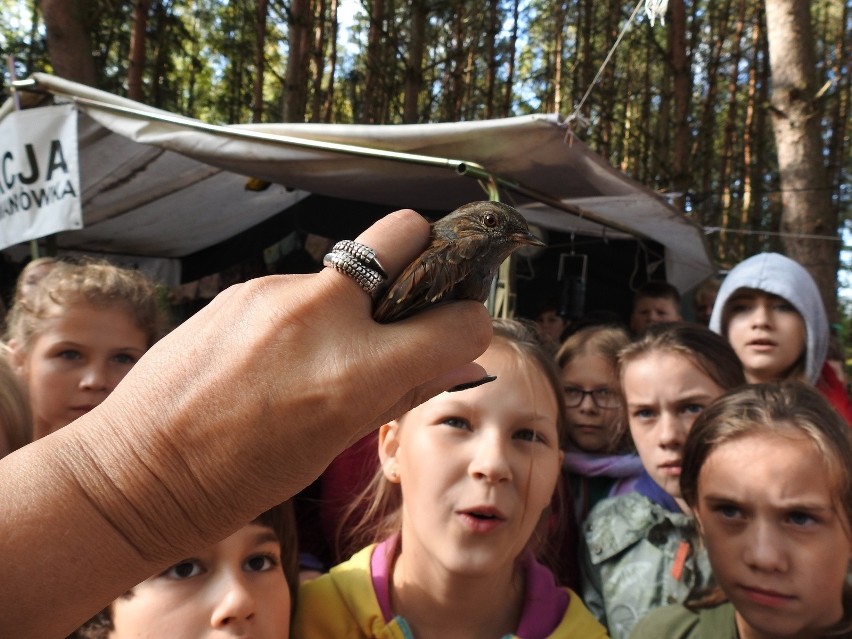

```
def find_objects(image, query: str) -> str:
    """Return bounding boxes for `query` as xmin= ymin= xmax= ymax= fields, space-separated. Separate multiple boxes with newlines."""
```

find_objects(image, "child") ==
xmin=535 ymin=297 xmax=571 ymax=347
xmin=631 ymin=382 xmax=852 ymax=638
xmin=581 ymin=322 xmax=745 ymax=639
xmin=709 ymin=251 xmax=852 ymax=423
xmin=72 ymin=500 xmax=299 ymax=639
xmin=294 ymin=319 xmax=607 ymax=638
xmin=0 ymin=346 xmax=30 ymax=457
xmin=691 ymin=278 xmax=719 ymax=326
xmin=629 ymin=281 xmax=682 ymax=335
xmin=557 ymin=325 xmax=642 ymax=523
xmin=4 ymin=258 xmax=168 ymax=440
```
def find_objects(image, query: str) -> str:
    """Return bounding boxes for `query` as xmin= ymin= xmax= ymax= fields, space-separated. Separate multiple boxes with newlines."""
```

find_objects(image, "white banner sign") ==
xmin=0 ymin=103 xmax=82 ymax=249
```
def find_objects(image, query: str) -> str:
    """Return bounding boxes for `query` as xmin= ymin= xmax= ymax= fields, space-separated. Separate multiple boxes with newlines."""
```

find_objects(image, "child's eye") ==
xmin=58 ymin=350 xmax=82 ymax=361
xmin=514 ymin=428 xmax=546 ymax=444
xmin=682 ymin=403 xmax=705 ymax=415
xmin=563 ymin=387 xmax=584 ymax=404
xmin=442 ymin=417 xmax=471 ymax=430
xmin=714 ymin=504 xmax=742 ymax=520
xmin=728 ymin=302 xmax=751 ymax=314
xmin=775 ymin=302 xmax=798 ymax=313
xmin=112 ymin=353 xmax=138 ymax=365
xmin=631 ymin=408 xmax=655 ymax=421
xmin=164 ymin=560 xmax=203 ymax=580
xmin=244 ymin=552 xmax=279 ymax=572
xmin=786 ymin=511 xmax=817 ymax=527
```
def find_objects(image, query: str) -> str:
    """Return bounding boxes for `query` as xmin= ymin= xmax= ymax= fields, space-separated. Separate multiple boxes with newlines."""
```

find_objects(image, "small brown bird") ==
xmin=373 ymin=201 xmax=545 ymax=323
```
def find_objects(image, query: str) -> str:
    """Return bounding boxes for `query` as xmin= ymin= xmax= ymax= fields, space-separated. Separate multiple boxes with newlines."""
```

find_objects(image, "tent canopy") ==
xmin=2 ymin=73 xmax=715 ymax=290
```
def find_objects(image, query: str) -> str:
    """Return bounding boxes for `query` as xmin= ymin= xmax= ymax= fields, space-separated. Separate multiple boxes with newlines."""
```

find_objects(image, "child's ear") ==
xmin=6 ymin=340 xmax=27 ymax=376
xmin=378 ymin=421 xmax=401 ymax=483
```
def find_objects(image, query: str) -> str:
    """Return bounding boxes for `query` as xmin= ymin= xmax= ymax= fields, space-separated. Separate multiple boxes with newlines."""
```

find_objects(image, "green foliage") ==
xmin=2 ymin=0 xmax=849 ymax=292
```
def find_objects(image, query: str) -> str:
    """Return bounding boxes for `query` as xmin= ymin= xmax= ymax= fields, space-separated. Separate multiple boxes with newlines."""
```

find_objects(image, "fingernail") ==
xmin=447 ymin=375 xmax=497 ymax=393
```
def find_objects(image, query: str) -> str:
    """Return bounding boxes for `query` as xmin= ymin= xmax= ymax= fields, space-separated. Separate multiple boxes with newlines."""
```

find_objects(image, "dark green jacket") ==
xmin=629 ymin=602 xmax=737 ymax=639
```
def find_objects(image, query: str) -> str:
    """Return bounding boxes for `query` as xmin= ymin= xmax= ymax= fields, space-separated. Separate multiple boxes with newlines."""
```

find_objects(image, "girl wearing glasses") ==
xmin=556 ymin=325 xmax=642 ymax=524
xmin=580 ymin=323 xmax=746 ymax=639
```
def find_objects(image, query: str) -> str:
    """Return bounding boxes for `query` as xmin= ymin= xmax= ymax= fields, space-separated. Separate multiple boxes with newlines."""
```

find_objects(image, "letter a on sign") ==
xmin=0 ymin=103 xmax=82 ymax=250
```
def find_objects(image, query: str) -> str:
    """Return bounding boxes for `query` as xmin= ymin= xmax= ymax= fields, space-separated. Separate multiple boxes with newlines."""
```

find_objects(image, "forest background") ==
xmin=0 ymin=0 xmax=850 ymax=328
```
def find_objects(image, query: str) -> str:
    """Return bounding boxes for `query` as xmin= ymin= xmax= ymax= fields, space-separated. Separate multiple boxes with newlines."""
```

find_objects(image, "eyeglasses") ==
xmin=563 ymin=386 xmax=621 ymax=409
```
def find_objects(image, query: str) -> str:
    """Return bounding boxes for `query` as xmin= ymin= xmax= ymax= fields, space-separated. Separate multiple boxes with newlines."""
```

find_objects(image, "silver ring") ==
xmin=323 ymin=249 xmax=386 ymax=295
xmin=331 ymin=240 xmax=387 ymax=278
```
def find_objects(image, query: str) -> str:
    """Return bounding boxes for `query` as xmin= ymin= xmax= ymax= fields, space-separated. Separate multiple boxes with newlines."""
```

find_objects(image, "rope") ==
xmin=703 ymin=227 xmax=841 ymax=241
xmin=566 ymin=0 xmax=648 ymax=129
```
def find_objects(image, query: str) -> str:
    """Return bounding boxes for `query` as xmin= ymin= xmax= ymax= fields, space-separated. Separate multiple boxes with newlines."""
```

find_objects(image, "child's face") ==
xmin=724 ymin=289 xmax=806 ymax=383
xmin=694 ymin=432 xmax=851 ymax=639
xmin=380 ymin=342 xmax=562 ymax=579
xmin=622 ymin=352 xmax=724 ymax=509
xmin=535 ymin=310 xmax=567 ymax=342
xmin=630 ymin=297 xmax=681 ymax=334
xmin=560 ymin=352 xmax=620 ymax=453
xmin=12 ymin=302 xmax=148 ymax=439
xmin=110 ymin=523 xmax=291 ymax=639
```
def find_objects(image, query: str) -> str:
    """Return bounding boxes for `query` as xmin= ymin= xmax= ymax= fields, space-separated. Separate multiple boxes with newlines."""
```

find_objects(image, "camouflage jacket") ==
xmin=580 ymin=492 xmax=713 ymax=639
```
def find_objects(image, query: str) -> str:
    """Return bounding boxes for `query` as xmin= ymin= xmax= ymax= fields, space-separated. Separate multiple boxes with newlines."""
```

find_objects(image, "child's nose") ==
xmin=469 ymin=432 xmax=512 ymax=483
xmin=742 ymin=520 xmax=788 ymax=573
xmin=657 ymin=413 xmax=686 ymax=447
xmin=78 ymin=362 xmax=109 ymax=391
xmin=209 ymin=573 xmax=257 ymax=629
xmin=750 ymin=303 xmax=772 ymax=327
xmin=578 ymin=392 xmax=598 ymax=412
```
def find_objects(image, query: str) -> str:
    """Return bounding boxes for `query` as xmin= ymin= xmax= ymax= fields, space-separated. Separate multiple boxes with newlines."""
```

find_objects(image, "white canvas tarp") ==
xmin=1 ymin=73 xmax=715 ymax=290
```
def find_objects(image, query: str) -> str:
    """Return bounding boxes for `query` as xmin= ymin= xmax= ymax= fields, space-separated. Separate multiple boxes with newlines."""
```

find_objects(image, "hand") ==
xmin=0 ymin=209 xmax=492 ymax=638
xmin=80 ymin=207 xmax=492 ymax=550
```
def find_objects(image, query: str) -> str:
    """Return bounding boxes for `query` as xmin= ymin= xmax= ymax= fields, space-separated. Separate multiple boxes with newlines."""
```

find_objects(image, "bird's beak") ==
xmin=512 ymin=231 xmax=546 ymax=247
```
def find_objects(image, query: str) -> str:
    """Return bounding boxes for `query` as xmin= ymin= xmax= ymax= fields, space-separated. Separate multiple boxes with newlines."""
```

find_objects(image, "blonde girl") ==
xmin=5 ymin=258 xmax=168 ymax=440
xmin=557 ymin=325 xmax=642 ymax=522
xmin=295 ymin=319 xmax=607 ymax=639
xmin=581 ymin=322 xmax=745 ymax=639
xmin=632 ymin=382 xmax=852 ymax=638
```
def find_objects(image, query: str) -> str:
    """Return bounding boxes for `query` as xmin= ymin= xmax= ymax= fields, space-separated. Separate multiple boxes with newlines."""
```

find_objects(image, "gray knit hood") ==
xmin=709 ymin=252 xmax=827 ymax=383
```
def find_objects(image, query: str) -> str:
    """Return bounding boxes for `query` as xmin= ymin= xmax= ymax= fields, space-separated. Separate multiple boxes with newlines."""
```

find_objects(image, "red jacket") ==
xmin=817 ymin=362 xmax=852 ymax=426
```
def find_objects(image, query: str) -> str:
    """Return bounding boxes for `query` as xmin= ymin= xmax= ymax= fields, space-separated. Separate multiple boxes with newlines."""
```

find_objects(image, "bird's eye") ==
xmin=483 ymin=212 xmax=497 ymax=227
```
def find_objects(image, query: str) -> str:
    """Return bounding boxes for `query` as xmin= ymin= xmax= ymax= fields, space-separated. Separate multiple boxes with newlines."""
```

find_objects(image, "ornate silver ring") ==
xmin=330 ymin=240 xmax=388 ymax=279
xmin=323 ymin=245 xmax=386 ymax=295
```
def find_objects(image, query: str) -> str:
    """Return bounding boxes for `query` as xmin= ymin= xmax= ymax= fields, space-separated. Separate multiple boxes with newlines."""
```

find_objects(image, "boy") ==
xmin=72 ymin=502 xmax=298 ymax=639
xmin=629 ymin=281 xmax=682 ymax=335
xmin=709 ymin=252 xmax=852 ymax=424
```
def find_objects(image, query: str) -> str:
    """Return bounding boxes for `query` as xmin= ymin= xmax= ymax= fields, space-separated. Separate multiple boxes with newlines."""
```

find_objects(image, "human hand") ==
xmin=66 ymin=208 xmax=492 ymax=560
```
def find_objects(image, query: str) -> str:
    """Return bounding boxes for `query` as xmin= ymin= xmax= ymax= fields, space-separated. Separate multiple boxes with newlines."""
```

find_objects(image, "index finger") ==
xmin=318 ymin=209 xmax=430 ymax=310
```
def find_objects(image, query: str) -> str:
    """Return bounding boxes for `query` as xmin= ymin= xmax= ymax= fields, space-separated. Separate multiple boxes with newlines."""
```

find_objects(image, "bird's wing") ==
xmin=373 ymin=236 xmax=483 ymax=323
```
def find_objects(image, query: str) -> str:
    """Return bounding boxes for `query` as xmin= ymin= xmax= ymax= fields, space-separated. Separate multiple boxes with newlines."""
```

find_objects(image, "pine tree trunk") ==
xmin=403 ymin=0 xmax=426 ymax=123
xmin=252 ymin=0 xmax=268 ymax=123
xmin=764 ymin=0 xmax=838 ymax=320
xmin=551 ymin=1 xmax=566 ymax=113
xmin=40 ymin=0 xmax=96 ymax=85
xmin=718 ymin=0 xmax=747 ymax=260
xmin=825 ymin=1 xmax=849 ymax=215
xmin=668 ymin=0 xmax=690 ymax=210
xmin=502 ymin=0 xmax=519 ymax=117
xmin=127 ymin=0 xmax=149 ymax=101
xmin=483 ymin=0 xmax=499 ymax=118
xmin=284 ymin=0 xmax=312 ymax=122
xmin=322 ymin=0 xmax=339 ymax=122
xmin=363 ymin=0 xmax=385 ymax=123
